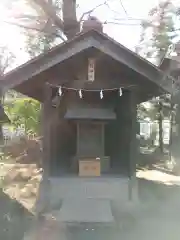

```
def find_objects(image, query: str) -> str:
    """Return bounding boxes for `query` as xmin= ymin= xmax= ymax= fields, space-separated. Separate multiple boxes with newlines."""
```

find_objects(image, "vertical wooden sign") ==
xmin=88 ymin=58 xmax=95 ymax=82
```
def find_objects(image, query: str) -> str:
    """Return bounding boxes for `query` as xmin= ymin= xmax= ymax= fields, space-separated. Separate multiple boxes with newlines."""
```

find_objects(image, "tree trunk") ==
xmin=33 ymin=0 xmax=80 ymax=39
xmin=158 ymin=103 xmax=163 ymax=153
xmin=172 ymin=101 xmax=180 ymax=162
xmin=62 ymin=0 xmax=79 ymax=39
xmin=0 ymin=89 xmax=4 ymax=145
xmin=0 ymin=125 xmax=3 ymax=145
xmin=169 ymin=94 xmax=180 ymax=165
xmin=177 ymin=106 xmax=180 ymax=138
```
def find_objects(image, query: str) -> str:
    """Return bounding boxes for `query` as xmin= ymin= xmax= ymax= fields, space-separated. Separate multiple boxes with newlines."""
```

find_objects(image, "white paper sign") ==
xmin=88 ymin=58 xmax=95 ymax=82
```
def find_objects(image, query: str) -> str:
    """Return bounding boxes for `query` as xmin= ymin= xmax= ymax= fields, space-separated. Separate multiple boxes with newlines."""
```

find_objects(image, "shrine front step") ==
xmin=35 ymin=176 xmax=139 ymax=215
xmin=51 ymin=198 xmax=115 ymax=226
xmin=49 ymin=176 xmax=131 ymax=203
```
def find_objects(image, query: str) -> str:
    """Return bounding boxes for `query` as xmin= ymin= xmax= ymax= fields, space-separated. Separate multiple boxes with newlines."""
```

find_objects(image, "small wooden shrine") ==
xmin=1 ymin=19 xmax=173 ymax=218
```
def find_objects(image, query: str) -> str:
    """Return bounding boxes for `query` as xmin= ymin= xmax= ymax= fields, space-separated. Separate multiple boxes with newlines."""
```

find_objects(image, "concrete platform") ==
xmin=35 ymin=176 xmax=139 ymax=215
xmin=53 ymin=198 xmax=114 ymax=224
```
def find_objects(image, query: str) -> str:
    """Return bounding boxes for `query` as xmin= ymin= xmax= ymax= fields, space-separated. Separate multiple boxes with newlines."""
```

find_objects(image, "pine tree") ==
xmin=137 ymin=0 xmax=178 ymax=65
xmin=137 ymin=1 xmax=180 ymax=153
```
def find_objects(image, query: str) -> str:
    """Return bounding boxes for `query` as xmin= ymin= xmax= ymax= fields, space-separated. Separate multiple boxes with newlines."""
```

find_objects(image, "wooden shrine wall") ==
xmin=42 ymin=83 xmax=138 ymax=177
xmin=107 ymin=90 xmax=138 ymax=176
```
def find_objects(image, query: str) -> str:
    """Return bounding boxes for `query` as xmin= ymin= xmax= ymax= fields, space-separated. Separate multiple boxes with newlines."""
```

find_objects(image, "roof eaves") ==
xmin=1 ymin=36 xmax=96 ymax=89
xmin=88 ymin=35 xmax=173 ymax=93
xmin=0 ymin=29 xmax=174 ymax=94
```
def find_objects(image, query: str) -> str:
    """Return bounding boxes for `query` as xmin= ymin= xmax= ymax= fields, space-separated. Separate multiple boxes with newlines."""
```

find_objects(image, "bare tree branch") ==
xmin=8 ymin=12 xmax=58 ymax=34
xmin=3 ymin=20 xmax=66 ymax=41
xmin=32 ymin=0 xmax=64 ymax=30
xmin=32 ymin=0 xmax=79 ymax=39
xmin=0 ymin=57 xmax=11 ymax=75
xmin=103 ymin=21 xmax=140 ymax=26
xmin=11 ymin=14 xmax=44 ymax=21
xmin=79 ymin=1 xmax=108 ymax=22
xmin=113 ymin=17 xmax=143 ymax=21
xmin=0 ymin=47 xmax=15 ymax=75
xmin=119 ymin=0 xmax=128 ymax=17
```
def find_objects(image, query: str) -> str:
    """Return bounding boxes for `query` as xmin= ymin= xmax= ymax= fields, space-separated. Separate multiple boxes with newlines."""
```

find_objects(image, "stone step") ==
xmin=52 ymin=198 xmax=115 ymax=225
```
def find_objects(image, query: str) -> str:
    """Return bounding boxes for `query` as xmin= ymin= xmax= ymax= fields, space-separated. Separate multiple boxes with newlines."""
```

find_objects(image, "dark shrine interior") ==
xmin=50 ymin=121 xmax=129 ymax=176
xmin=49 ymin=90 xmax=130 ymax=177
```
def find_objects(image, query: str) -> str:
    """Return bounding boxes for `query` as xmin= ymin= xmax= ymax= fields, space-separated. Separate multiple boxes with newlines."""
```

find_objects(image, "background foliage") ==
xmin=5 ymin=98 xmax=41 ymax=136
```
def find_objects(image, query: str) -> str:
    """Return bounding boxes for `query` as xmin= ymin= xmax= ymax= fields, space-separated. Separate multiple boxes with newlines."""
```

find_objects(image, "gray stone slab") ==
xmin=55 ymin=198 xmax=114 ymax=223
xmin=50 ymin=177 xmax=130 ymax=200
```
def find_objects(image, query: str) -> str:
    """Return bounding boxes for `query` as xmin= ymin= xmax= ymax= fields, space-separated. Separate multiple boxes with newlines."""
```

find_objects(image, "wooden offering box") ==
xmin=79 ymin=159 xmax=101 ymax=177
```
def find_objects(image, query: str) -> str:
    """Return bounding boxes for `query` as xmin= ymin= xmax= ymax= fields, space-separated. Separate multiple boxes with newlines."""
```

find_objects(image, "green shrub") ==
xmin=5 ymin=98 xmax=41 ymax=136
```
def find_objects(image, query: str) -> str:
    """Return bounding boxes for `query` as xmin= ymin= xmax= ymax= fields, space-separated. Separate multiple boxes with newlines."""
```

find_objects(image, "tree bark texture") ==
xmin=33 ymin=0 xmax=79 ymax=39
xmin=158 ymin=103 xmax=164 ymax=153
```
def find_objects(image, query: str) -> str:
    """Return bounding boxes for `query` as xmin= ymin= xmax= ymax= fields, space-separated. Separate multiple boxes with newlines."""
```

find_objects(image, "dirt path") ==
xmin=1 ymin=166 xmax=180 ymax=240
xmin=120 ymin=170 xmax=180 ymax=240
xmin=24 ymin=175 xmax=180 ymax=240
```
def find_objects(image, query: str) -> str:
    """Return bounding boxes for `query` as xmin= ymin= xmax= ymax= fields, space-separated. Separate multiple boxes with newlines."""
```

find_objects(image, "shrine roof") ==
xmin=1 ymin=29 xmax=174 ymax=101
